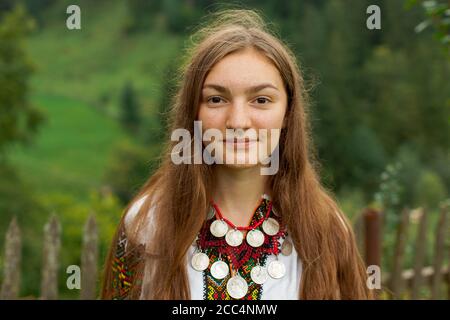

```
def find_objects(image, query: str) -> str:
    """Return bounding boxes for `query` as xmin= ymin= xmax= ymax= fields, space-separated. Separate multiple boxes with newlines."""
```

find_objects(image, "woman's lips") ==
xmin=222 ymin=139 xmax=258 ymax=149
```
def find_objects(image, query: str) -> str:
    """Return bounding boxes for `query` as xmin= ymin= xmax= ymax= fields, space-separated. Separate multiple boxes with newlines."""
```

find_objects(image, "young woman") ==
xmin=101 ymin=9 xmax=372 ymax=300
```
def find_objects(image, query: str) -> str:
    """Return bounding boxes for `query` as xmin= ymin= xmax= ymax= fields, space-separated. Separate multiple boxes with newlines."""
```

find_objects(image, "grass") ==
xmin=9 ymin=93 xmax=129 ymax=201
xmin=27 ymin=0 xmax=182 ymax=118
xmin=8 ymin=1 xmax=181 ymax=201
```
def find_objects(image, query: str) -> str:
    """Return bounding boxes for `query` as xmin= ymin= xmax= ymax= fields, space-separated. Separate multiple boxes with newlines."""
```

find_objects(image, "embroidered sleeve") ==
xmin=108 ymin=224 xmax=145 ymax=300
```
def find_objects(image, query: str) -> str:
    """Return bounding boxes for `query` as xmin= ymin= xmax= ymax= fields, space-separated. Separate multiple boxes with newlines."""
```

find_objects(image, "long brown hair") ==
xmin=101 ymin=9 xmax=372 ymax=300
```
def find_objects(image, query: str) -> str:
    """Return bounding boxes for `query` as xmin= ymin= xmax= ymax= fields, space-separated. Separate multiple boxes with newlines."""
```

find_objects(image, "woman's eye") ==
xmin=208 ymin=96 xmax=224 ymax=104
xmin=254 ymin=97 xmax=270 ymax=104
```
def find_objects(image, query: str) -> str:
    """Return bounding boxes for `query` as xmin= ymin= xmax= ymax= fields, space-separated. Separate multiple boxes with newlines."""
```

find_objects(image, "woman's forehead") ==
xmin=203 ymin=48 xmax=284 ymax=90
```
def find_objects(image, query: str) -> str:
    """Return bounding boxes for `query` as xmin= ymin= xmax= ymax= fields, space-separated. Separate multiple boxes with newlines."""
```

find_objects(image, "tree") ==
xmin=409 ymin=0 xmax=450 ymax=53
xmin=119 ymin=81 xmax=141 ymax=135
xmin=0 ymin=5 xmax=44 ymax=158
xmin=124 ymin=0 xmax=161 ymax=33
xmin=104 ymin=140 xmax=157 ymax=203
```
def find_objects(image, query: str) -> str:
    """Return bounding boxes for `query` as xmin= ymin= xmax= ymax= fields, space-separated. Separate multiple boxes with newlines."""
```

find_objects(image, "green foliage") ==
xmin=27 ymin=190 xmax=122 ymax=298
xmin=125 ymin=0 xmax=205 ymax=34
xmin=148 ymin=56 xmax=180 ymax=144
xmin=391 ymin=145 xmax=449 ymax=209
xmin=393 ymin=145 xmax=424 ymax=205
xmin=22 ymin=0 xmax=57 ymax=26
xmin=123 ymin=0 xmax=161 ymax=33
xmin=409 ymin=0 xmax=450 ymax=51
xmin=0 ymin=161 xmax=42 ymax=297
xmin=414 ymin=169 xmax=448 ymax=209
xmin=373 ymin=149 xmax=448 ymax=272
xmin=374 ymin=163 xmax=404 ymax=216
xmin=104 ymin=139 xmax=160 ymax=203
xmin=9 ymin=94 xmax=129 ymax=200
xmin=342 ymin=125 xmax=387 ymax=195
xmin=0 ymin=5 xmax=44 ymax=157
xmin=373 ymin=162 xmax=404 ymax=271
xmin=374 ymin=145 xmax=448 ymax=224
xmin=119 ymin=81 xmax=141 ymax=135
xmin=428 ymin=149 xmax=450 ymax=192
xmin=162 ymin=0 xmax=199 ymax=34
xmin=336 ymin=187 xmax=367 ymax=222
xmin=25 ymin=3 xmax=181 ymax=120
xmin=0 ymin=160 xmax=36 ymax=221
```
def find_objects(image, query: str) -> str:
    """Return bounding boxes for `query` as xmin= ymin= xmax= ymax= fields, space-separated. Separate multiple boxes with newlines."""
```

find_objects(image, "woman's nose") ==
xmin=225 ymin=100 xmax=252 ymax=130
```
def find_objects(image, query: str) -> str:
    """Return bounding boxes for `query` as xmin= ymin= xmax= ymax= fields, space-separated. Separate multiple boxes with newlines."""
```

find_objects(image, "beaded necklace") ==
xmin=191 ymin=194 xmax=289 ymax=299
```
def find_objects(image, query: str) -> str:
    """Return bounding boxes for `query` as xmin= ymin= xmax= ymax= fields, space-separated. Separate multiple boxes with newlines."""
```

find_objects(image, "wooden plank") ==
xmin=448 ymin=247 xmax=450 ymax=300
xmin=40 ymin=215 xmax=61 ymax=300
xmin=80 ymin=214 xmax=98 ymax=300
xmin=383 ymin=266 xmax=448 ymax=292
xmin=0 ymin=217 xmax=21 ymax=299
xmin=431 ymin=203 xmax=448 ymax=299
xmin=363 ymin=208 xmax=382 ymax=299
xmin=364 ymin=208 xmax=382 ymax=267
xmin=411 ymin=208 xmax=428 ymax=299
xmin=389 ymin=207 xmax=410 ymax=299
xmin=402 ymin=265 xmax=448 ymax=281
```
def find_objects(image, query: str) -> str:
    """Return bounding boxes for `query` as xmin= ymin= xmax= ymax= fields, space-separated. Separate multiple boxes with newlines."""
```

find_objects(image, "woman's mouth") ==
xmin=223 ymin=138 xmax=258 ymax=149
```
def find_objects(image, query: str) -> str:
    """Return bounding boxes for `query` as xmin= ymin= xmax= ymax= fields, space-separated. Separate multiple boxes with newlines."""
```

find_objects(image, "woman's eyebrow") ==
xmin=245 ymin=83 xmax=279 ymax=94
xmin=202 ymin=84 xmax=231 ymax=95
xmin=202 ymin=83 xmax=279 ymax=95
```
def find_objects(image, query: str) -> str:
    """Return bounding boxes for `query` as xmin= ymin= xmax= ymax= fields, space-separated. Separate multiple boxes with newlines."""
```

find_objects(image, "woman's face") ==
xmin=197 ymin=47 xmax=288 ymax=170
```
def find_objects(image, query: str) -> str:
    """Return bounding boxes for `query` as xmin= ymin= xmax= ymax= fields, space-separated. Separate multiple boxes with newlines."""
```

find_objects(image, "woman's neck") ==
xmin=212 ymin=165 xmax=271 ymax=227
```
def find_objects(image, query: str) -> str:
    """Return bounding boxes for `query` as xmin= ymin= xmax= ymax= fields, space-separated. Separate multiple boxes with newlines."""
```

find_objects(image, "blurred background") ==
xmin=0 ymin=0 xmax=448 ymax=299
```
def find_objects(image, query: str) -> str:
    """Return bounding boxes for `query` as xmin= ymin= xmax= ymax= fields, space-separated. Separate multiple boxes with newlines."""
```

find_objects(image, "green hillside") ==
xmin=9 ymin=1 xmax=180 ymax=201
xmin=9 ymin=94 xmax=128 ymax=199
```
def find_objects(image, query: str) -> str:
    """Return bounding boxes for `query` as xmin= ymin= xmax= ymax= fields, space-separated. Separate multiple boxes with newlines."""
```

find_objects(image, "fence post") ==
xmin=389 ymin=207 xmax=410 ymax=299
xmin=448 ymin=253 xmax=450 ymax=300
xmin=364 ymin=208 xmax=382 ymax=298
xmin=364 ymin=208 xmax=382 ymax=266
xmin=431 ymin=203 xmax=448 ymax=299
xmin=411 ymin=208 xmax=428 ymax=299
xmin=40 ymin=214 xmax=61 ymax=300
xmin=80 ymin=214 xmax=98 ymax=300
xmin=0 ymin=217 xmax=21 ymax=299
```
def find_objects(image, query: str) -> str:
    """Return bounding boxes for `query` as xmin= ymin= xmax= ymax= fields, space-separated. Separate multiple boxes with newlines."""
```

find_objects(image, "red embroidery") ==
xmin=197 ymin=198 xmax=286 ymax=300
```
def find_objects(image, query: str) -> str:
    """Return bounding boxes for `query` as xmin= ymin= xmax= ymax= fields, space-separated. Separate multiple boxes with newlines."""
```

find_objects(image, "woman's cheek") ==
xmin=206 ymin=116 xmax=226 ymax=131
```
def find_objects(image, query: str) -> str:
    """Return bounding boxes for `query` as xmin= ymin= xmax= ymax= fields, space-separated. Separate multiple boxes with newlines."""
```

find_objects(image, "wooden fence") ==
xmin=356 ymin=202 xmax=449 ymax=299
xmin=0 ymin=202 xmax=449 ymax=300
xmin=0 ymin=214 xmax=98 ymax=300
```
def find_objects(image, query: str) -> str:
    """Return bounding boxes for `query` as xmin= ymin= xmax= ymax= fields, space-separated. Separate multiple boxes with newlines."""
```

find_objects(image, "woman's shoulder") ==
xmin=124 ymin=194 xmax=149 ymax=228
xmin=123 ymin=193 xmax=158 ymax=244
